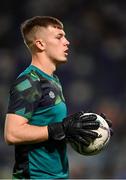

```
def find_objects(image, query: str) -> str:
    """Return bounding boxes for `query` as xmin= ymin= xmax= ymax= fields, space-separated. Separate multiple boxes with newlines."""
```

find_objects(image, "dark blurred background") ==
xmin=0 ymin=0 xmax=126 ymax=178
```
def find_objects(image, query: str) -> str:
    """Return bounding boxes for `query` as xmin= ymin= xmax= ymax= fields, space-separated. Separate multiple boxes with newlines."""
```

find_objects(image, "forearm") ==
xmin=4 ymin=115 xmax=48 ymax=145
xmin=5 ymin=124 xmax=48 ymax=145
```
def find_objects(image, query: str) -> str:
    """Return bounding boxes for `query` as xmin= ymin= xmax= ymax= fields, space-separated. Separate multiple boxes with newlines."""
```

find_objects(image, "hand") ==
xmin=48 ymin=111 xmax=100 ymax=146
xmin=100 ymin=113 xmax=114 ymax=136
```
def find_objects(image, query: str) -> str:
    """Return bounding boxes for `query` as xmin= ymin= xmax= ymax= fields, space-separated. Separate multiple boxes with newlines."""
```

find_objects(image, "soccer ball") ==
xmin=70 ymin=113 xmax=111 ymax=156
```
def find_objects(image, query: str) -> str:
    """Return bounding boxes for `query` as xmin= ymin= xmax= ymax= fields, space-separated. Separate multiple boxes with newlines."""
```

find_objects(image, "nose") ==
xmin=66 ymin=39 xmax=70 ymax=46
xmin=65 ymin=38 xmax=70 ymax=46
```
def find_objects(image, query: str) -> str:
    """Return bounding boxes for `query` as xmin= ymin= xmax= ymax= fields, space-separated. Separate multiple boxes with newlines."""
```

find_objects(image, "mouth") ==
xmin=64 ymin=49 xmax=69 ymax=56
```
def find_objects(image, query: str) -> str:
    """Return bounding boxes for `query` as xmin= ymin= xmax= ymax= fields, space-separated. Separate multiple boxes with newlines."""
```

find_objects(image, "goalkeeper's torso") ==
xmin=8 ymin=65 xmax=68 ymax=179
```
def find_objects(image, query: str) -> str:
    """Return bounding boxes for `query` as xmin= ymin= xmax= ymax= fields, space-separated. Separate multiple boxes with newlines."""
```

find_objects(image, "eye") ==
xmin=56 ymin=36 xmax=62 ymax=40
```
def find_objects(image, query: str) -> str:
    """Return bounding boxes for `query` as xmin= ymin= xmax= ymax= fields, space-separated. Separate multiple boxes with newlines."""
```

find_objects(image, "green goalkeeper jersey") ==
xmin=7 ymin=65 xmax=69 ymax=179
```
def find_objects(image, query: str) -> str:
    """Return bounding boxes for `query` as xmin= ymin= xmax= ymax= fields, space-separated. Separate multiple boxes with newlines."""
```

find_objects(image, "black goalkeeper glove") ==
xmin=100 ymin=113 xmax=114 ymax=136
xmin=48 ymin=111 xmax=100 ymax=146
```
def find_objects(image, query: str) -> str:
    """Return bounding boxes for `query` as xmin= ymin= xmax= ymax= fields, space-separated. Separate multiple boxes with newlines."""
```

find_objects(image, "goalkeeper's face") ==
xmin=39 ymin=25 xmax=70 ymax=64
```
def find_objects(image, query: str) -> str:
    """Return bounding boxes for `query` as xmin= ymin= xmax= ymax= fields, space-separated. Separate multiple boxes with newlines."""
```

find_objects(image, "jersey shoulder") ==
xmin=10 ymin=70 xmax=42 ymax=103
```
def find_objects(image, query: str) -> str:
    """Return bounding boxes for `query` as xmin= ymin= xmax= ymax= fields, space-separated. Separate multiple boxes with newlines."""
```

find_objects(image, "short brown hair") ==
xmin=20 ymin=16 xmax=63 ymax=51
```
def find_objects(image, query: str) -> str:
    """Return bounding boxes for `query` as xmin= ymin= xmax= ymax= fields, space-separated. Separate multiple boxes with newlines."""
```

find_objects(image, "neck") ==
xmin=31 ymin=53 xmax=56 ymax=76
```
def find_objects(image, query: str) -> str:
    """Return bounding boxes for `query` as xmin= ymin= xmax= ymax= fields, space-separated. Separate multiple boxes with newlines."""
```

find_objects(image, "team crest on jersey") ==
xmin=49 ymin=91 xmax=55 ymax=99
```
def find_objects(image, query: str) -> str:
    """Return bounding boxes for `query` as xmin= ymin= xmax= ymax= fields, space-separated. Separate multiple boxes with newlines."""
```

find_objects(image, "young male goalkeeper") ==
xmin=4 ymin=16 xmax=112 ymax=179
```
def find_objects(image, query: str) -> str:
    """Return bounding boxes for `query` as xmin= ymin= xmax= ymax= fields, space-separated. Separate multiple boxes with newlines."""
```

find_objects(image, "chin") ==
xmin=56 ymin=57 xmax=68 ymax=64
xmin=60 ymin=58 xmax=68 ymax=63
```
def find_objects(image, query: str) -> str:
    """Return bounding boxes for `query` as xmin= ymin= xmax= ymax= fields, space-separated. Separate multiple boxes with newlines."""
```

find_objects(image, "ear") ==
xmin=35 ymin=39 xmax=45 ymax=51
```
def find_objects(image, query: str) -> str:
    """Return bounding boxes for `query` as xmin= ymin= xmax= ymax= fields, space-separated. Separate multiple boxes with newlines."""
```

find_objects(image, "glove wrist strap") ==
xmin=48 ymin=122 xmax=66 ymax=141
